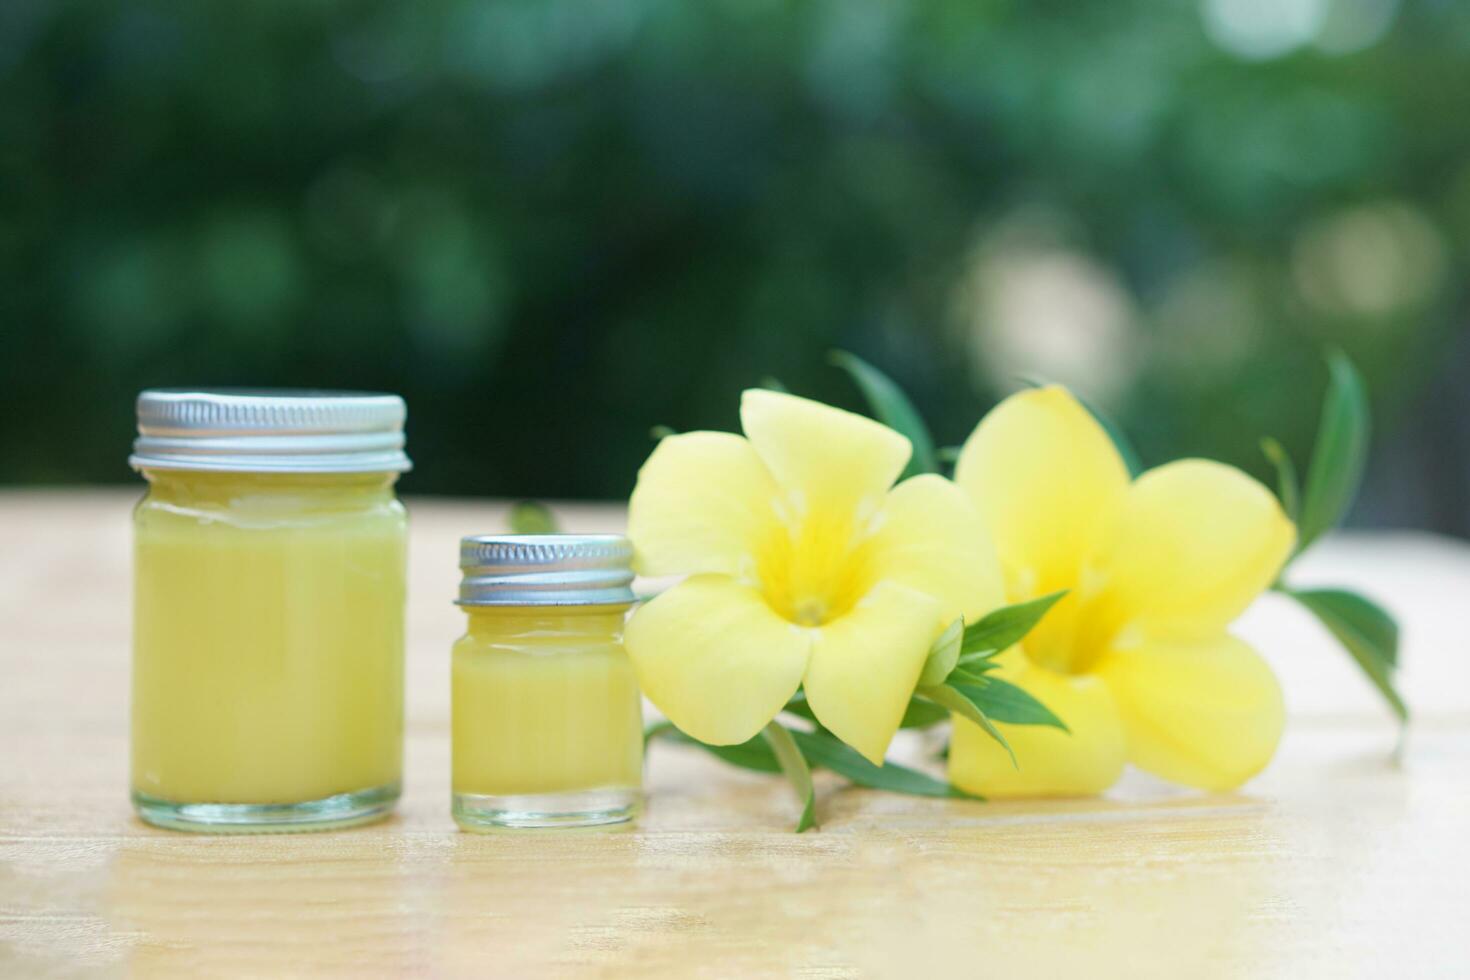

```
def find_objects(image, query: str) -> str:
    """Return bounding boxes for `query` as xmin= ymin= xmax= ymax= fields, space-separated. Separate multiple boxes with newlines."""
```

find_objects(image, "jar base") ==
xmin=453 ymin=787 xmax=640 ymax=830
xmin=132 ymin=783 xmax=400 ymax=834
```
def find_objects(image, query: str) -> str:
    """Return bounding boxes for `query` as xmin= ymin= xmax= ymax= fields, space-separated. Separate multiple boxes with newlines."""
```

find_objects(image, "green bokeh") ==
xmin=2 ymin=0 xmax=1467 ymax=530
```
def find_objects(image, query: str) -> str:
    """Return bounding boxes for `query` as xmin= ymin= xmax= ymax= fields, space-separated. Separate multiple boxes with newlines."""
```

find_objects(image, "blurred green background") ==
xmin=3 ymin=0 xmax=1468 ymax=532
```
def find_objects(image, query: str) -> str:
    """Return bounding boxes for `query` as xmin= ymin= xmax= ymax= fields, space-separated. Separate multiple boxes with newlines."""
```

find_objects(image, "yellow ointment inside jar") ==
xmin=453 ymin=607 xmax=642 ymax=795
xmin=128 ymin=388 xmax=410 ymax=832
xmin=451 ymin=535 xmax=643 ymax=830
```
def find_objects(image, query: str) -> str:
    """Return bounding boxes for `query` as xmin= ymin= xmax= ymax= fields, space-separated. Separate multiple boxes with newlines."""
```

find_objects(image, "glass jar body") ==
xmin=131 ymin=469 xmax=407 ymax=832
xmin=452 ymin=606 xmax=643 ymax=829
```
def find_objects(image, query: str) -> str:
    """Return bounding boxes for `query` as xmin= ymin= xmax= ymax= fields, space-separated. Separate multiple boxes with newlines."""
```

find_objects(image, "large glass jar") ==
xmin=129 ymin=389 xmax=410 ymax=832
xmin=452 ymin=535 xmax=643 ymax=830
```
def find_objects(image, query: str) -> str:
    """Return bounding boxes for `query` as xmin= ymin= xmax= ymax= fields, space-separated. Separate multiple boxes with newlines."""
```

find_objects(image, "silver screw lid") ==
xmin=129 ymin=388 xmax=411 ymax=474
xmin=458 ymin=534 xmax=636 ymax=607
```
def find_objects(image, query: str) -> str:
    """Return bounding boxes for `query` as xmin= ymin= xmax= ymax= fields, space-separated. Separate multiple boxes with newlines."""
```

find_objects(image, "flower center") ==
xmin=755 ymin=506 xmax=869 ymax=628
xmin=1010 ymin=565 xmax=1115 ymax=675
xmin=790 ymin=597 xmax=829 ymax=628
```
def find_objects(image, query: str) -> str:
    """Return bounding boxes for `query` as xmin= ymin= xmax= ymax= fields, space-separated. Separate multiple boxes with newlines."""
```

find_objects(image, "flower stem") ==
xmin=760 ymin=721 xmax=816 ymax=832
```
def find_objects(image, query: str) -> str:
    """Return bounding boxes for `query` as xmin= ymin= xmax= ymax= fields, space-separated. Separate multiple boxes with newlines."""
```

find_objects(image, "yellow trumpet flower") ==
xmin=625 ymin=389 xmax=1005 ymax=766
xmin=949 ymin=386 xmax=1296 ymax=796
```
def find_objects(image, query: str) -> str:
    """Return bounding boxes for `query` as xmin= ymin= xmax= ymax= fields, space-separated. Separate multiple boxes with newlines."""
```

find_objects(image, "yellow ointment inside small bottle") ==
xmin=132 ymin=470 xmax=407 ymax=809
xmin=452 ymin=605 xmax=643 ymax=825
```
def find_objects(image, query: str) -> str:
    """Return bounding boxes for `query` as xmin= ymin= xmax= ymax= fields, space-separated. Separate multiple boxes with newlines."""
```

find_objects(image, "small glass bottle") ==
xmin=129 ymin=389 xmax=410 ymax=832
xmin=452 ymin=535 xmax=643 ymax=830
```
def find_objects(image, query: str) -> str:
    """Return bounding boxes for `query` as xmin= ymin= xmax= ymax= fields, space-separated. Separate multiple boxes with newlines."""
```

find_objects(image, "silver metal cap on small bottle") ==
xmin=458 ymin=534 xmax=636 ymax=607
xmin=129 ymin=388 xmax=411 ymax=474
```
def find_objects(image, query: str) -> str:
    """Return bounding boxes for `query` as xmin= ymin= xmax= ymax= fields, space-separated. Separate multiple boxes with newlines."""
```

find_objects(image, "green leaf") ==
xmin=829 ymin=350 xmax=938 ymax=479
xmin=937 ymin=445 xmax=962 ymax=465
xmin=951 ymin=679 xmax=1067 ymax=731
xmin=1260 ymin=437 xmax=1301 ymax=524
xmin=644 ymin=722 xmax=782 ymax=772
xmin=731 ymin=703 xmax=971 ymax=795
xmin=649 ymin=424 xmax=678 ymax=441
xmin=918 ymin=618 xmax=964 ymax=687
xmin=507 ymin=500 xmax=560 ymax=534
xmin=960 ymin=591 xmax=1067 ymax=657
xmin=789 ymin=730 xmax=977 ymax=799
xmin=945 ymin=661 xmax=1000 ymax=685
xmin=782 ymin=691 xmax=818 ymax=724
xmin=761 ymin=722 xmax=817 ymax=832
xmin=1298 ymin=350 xmax=1370 ymax=554
xmin=1081 ymin=396 xmax=1143 ymax=478
xmin=1285 ymin=587 xmax=1406 ymax=722
xmin=758 ymin=376 xmax=789 ymax=394
xmin=1289 ymin=588 xmax=1399 ymax=667
xmin=917 ymin=684 xmax=1016 ymax=768
xmin=1018 ymin=376 xmax=1142 ymax=477
xmin=897 ymin=697 xmax=949 ymax=729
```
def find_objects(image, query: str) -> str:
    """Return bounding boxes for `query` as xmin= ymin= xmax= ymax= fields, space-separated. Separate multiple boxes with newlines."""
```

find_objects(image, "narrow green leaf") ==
xmin=1018 ymin=375 xmax=1142 ymax=477
xmin=830 ymin=350 xmax=938 ymax=479
xmin=1287 ymin=587 xmax=1398 ymax=667
xmin=951 ymin=679 xmax=1068 ymax=731
xmin=701 ymin=737 xmax=782 ymax=773
xmin=897 ymin=697 xmax=950 ymax=729
xmin=1298 ymin=350 xmax=1370 ymax=553
xmin=649 ymin=424 xmax=678 ymax=441
xmin=1081 ymin=397 xmax=1143 ymax=478
xmin=507 ymin=500 xmax=560 ymax=534
xmin=1286 ymin=588 xmax=1407 ymax=722
xmin=761 ymin=722 xmax=817 ymax=832
xmin=961 ymin=591 xmax=1067 ymax=656
xmin=917 ymin=684 xmax=1016 ymax=768
xmin=789 ymin=730 xmax=976 ymax=799
xmin=945 ymin=661 xmax=1000 ymax=685
xmin=918 ymin=618 xmax=964 ymax=687
xmin=645 ymin=722 xmax=782 ymax=772
xmin=758 ymin=376 xmax=790 ymax=394
xmin=1260 ymin=436 xmax=1301 ymax=524
xmin=782 ymin=691 xmax=818 ymax=723
xmin=773 ymin=701 xmax=970 ymax=791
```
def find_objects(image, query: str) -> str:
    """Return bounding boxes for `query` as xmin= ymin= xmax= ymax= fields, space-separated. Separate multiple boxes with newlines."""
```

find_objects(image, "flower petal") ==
xmin=947 ymin=651 xmax=1126 ymax=798
xmin=851 ymin=474 xmax=1006 ymax=626
xmin=627 ymin=432 xmax=780 ymax=578
xmin=1081 ymin=459 xmax=1296 ymax=648
xmin=1096 ymin=633 xmax=1284 ymax=791
xmin=740 ymin=389 xmax=911 ymax=519
xmin=803 ymin=581 xmax=941 ymax=766
xmin=624 ymin=575 xmax=810 ymax=745
xmin=953 ymin=386 xmax=1130 ymax=670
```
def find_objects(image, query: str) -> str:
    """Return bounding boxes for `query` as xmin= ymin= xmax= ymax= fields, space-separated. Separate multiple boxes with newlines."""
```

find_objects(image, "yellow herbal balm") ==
xmin=129 ymin=389 xmax=410 ymax=832
xmin=452 ymin=535 xmax=643 ymax=829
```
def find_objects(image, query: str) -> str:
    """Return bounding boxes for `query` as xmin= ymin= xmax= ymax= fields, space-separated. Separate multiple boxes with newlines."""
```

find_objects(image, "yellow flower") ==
xmin=625 ymin=389 xmax=1005 ymax=766
xmin=948 ymin=386 xmax=1296 ymax=796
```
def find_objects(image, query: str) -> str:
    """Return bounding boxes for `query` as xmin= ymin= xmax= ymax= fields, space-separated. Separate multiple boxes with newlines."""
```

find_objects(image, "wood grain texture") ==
xmin=1 ymin=490 xmax=1467 ymax=978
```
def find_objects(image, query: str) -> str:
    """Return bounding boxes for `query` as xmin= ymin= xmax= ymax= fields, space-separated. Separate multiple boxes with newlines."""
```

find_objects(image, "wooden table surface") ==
xmin=2 ymin=491 xmax=1467 ymax=978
